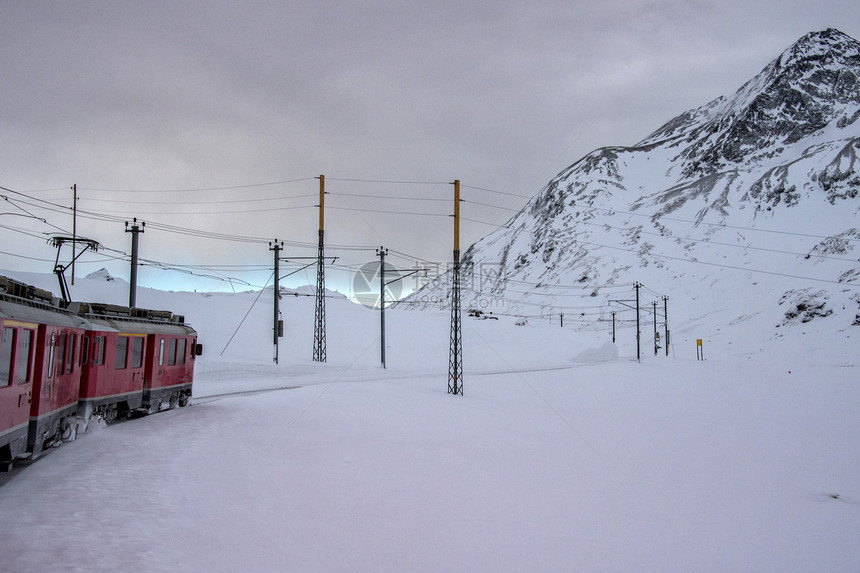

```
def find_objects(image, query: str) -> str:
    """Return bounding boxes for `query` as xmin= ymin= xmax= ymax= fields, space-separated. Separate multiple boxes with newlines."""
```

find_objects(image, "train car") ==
xmin=1 ymin=275 xmax=199 ymax=471
xmin=0 ymin=279 xmax=37 ymax=469
xmin=28 ymin=308 xmax=88 ymax=458
xmin=141 ymin=312 xmax=199 ymax=411
xmin=70 ymin=302 xmax=198 ymax=423
xmin=1 ymin=276 xmax=87 ymax=466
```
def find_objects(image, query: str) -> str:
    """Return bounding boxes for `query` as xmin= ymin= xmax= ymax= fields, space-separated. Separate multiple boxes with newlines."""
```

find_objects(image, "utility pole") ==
xmin=560 ymin=313 xmax=564 ymax=328
xmin=71 ymin=184 xmax=78 ymax=285
xmin=313 ymin=175 xmax=326 ymax=362
xmin=653 ymin=300 xmax=658 ymax=355
xmin=125 ymin=218 xmax=145 ymax=308
xmin=663 ymin=296 xmax=670 ymax=357
xmin=448 ymin=179 xmax=463 ymax=395
xmin=378 ymin=263 xmax=427 ymax=369
xmin=611 ymin=311 xmax=616 ymax=343
xmin=635 ymin=282 xmax=641 ymax=362
xmin=270 ymin=240 xmax=284 ymax=364
xmin=377 ymin=246 xmax=388 ymax=368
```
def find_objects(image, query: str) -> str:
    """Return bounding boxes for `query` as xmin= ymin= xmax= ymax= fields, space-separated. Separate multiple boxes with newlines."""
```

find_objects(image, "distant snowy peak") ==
xmin=521 ymin=30 xmax=860 ymax=219
xmin=639 ymin=28 xmax=860 ymax=175
xmin=643 ymin=28 xmax=860 ymax=139
xmin=529 ymin=28 xmax=860 ymax=219
xmin=774 ymin=28 xmax=860 ymax=77
xmin=281 ymin=284 xmax=348 ymax=300
xmin=85 ymin=268 xmax=126 ymax=283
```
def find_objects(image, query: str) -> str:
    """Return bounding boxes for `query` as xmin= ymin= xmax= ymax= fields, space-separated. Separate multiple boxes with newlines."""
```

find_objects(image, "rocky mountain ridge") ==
xmin=410 ymin=29 xmax=860 ymax=363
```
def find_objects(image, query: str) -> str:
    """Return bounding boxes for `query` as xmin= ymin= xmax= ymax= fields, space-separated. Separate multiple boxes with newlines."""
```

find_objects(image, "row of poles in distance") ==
xmin=609 ymin=282 xmax=669 ymax=361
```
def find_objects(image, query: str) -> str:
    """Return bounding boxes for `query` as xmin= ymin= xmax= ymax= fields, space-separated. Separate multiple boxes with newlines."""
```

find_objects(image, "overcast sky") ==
xmin=2 ymin=1 xmax=858 ymax=294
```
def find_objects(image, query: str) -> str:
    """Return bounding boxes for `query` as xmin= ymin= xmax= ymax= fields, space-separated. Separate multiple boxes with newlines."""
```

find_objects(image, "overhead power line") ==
xmin=458 ymin=182 xmax=860 ymax=243
xmin=326 ymin=205 xmax=450 ymax=217
xmin=330 ymin=192 xmax=448 ymax=202
xmin=573 ymin=237 xmax=859 ymax=288
xmin=580 ymin=219 xmax=859 ymax=263
xmin=4 ymin=177 xmax=857 ymax=297
xmin=591 ymin=204 xmax=860 ymax=243
xmin=460 ymin=184 xmax=532 ymax=199
xmin=78 ymin=177 xmax=317 ymax=193
xmin=462 ymin=200 xmax=520 ymax=211
xmin=0 ymin=249 xmax=56 ymax=262
xmin=80 ymin=193 xmax=319 ymax=206
xmin=76 ymin=204 xmax=317 ymax=216
xmin=326 ymin=177 xmax=450 ymax=185
xmin=0 ymin=223 xmax=54 ymax=241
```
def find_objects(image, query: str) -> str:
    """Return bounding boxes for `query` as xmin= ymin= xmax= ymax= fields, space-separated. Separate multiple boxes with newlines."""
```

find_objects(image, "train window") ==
xmin=15 ymin=330 xmax=33 ymax=385
xmin=56 ymin=334 xmax=67 ymax=377
xmin=159 ymin=338 xmax=165 ymax=366
xmin=116 ymin=336 xmax=128 ymax=370
xmin=168 ymin=338 xmax=177 ymax=366
xmin=131 ymin=337 xmax=144 ymax=368
xmin=93 ymin=336 xmax=105 ymax=366
xmin=48 ymin=333 xmax=56 ymax=379
xmin=1 ymin=327 xmax=13 ymax=387
xmin=65 ymin=334 xmax=75 ymax=374
xmin=177 ymin=339 xmax=186 ymax=365
xmin=81 ymin=335 xmax=89 ymax=368
xmin=192 ymin=338 xmax=197 ymax=360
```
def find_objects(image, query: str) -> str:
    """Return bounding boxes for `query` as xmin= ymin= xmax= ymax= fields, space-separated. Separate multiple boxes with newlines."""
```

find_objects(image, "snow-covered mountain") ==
xmin=85 ymin=268 xmax=127 ymax=283
xmin=413 ymin=29 xmax=860 ymax=363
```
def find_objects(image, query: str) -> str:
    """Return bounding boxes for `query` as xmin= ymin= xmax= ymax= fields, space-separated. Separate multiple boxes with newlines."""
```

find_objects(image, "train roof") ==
xmin=0 ymin=293 xmax=89 ymax=329
xmin=69 ymin=302 xmax=196 ymax=336
xmin=0 ymin=274 xmax=196 ymax=336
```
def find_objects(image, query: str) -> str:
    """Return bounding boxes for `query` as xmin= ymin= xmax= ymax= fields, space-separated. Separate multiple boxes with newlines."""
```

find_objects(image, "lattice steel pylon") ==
xmin=447 ymin=179 xmax=463 ymax=395
xmin=313 ymin=229 xmax=327 ymax=362
xmin=448 ymin=252 xmax=463 ymax=395
xmin=313 ymin=176 xmax=327 ymax=362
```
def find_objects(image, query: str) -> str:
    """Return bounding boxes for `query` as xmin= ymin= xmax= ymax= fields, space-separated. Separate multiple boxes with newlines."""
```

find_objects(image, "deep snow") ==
xmin=0 ymin=271 xmax=858 ymax=572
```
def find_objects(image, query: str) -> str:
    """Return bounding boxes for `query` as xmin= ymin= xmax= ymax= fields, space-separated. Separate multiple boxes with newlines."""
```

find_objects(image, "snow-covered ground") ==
xmin=0 ymin=271 xmax=858 ymax=572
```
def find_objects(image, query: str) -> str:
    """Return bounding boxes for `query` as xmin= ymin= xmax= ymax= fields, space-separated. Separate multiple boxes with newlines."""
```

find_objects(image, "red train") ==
xmin=0 ymin=275 xmax=200 ymax=470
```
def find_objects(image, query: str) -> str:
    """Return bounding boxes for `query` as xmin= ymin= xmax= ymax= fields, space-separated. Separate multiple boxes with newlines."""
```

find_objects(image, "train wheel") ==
xmin=179 ymin=394 xmax=189 ymax=407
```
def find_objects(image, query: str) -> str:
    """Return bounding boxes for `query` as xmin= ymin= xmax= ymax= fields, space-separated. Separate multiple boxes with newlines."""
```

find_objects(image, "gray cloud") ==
xmin=1 ymin=1 xmax=858 ymax=292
